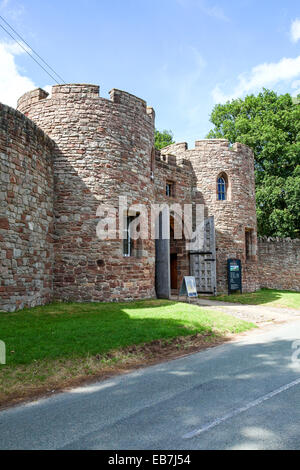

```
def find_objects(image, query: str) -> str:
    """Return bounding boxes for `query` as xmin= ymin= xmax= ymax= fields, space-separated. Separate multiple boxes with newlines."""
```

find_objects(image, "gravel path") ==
xmin=172 ymin=296 xmax=300 ymax=325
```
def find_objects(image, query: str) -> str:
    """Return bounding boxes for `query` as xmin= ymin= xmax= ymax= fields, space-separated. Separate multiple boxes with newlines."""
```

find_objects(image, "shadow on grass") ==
xmin=0 ymin=299 xmax=253 ymax=367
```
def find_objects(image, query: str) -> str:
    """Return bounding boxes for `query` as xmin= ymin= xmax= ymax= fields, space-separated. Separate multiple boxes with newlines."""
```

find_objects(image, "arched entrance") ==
xmin=155 ymin=207 xmax=190 ymax=298
xmin=170 ymin=214 xmax=190 ymax=293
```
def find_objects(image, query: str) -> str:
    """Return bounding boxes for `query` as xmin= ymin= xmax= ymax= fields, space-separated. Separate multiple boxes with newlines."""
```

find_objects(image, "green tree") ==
xmin=155 ymin=129 xmax=175 ymax=150
xmin=207 ymin=89 xmax=300 ymax=238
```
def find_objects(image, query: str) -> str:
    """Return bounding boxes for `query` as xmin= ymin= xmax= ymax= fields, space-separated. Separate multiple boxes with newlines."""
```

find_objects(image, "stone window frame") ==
xmin=166 ymin=180 xmax=175 ymax=198
xmin=216 ymin=172 xmax=230 ymax=201
xmin=122 ymin=212 xmax=144 ymax=258
xmin=123 ymin=215 xmax=135 ymax=257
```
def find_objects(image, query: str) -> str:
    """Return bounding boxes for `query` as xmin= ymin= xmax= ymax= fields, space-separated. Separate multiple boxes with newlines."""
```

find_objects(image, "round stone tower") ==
xmin=17 ymin=84 xmax=156 ymax=302
xmin=161 ymin=139 xmax=259 ymax=293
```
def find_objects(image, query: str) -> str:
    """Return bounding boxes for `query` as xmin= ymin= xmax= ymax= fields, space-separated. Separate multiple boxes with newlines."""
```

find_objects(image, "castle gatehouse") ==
xmin=2 ymin=83 xmax=294 ymax=312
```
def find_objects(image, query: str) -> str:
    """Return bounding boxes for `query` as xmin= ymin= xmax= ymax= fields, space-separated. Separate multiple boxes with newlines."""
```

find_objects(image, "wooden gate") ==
xmin=190 ymin=217 xmax=216 ymax=294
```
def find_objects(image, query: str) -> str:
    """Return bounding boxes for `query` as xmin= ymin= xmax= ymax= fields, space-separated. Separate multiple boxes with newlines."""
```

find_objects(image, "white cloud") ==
xmin=0 ymin=41 xmax=36 ymax=107
xmin=212 ymin=55 xmax=300 ymax=103
xmin=290 ymin=18 xmax=300 ymax=43
xmin=291 ymin=79 xmax=300 ymax=96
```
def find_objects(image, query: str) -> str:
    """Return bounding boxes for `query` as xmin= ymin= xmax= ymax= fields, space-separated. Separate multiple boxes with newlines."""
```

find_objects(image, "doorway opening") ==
xmin=155 ymin=209 xmax=191 ymax=298
xmin=170 ymin=253 xmax=178 ymax=290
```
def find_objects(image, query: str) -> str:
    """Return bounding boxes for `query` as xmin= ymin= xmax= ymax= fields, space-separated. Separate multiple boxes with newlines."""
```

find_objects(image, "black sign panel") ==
xmin=227 ymin=259 xmax=242 ymax=294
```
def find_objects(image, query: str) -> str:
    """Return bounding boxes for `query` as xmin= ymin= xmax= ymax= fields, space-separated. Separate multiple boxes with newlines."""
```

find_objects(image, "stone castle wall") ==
xmin=161 ymin=139 xmax=259 ymax=293
xmin=258 ymin=237 xmax=300 ymax=292
xmin=0 ymin=104 xmax=55 ymax=311
xmin=17 ymin=84 xmax=156 ymax=303
xmin=1 ymin=83 xmax=297 ymax=313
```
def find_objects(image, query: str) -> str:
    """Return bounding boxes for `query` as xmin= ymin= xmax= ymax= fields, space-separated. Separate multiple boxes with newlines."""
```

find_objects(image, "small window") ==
xmin=150 ymin=147 xmax=155 ymax=180
xmin=217 ymin=177 xmax=226 ymax=200
xmin=123 ymin=215 xmax=135 ymax=257
xmin=166 ymin=181 xmax=174 ymax=197
xmin=245 ymin=228 xmax=254 ymax=260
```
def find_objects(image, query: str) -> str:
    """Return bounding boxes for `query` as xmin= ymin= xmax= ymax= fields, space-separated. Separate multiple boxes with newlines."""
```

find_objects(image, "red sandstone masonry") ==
xmin=1 ymin=83 xmax=297 ymax=313
xmin=161 ymin=140 xmax=259 ymax=294
xmin=0 ymin=104 xmax=55 ymax=312
xmin=18 ymin=84 xmax=156 ymax=303
xmin=258 ymin=237 xmax=300 ymax=292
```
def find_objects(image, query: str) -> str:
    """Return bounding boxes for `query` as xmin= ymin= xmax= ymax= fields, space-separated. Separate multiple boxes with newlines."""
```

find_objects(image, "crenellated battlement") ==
xmin=17 ymin=85 xmax=101 ymax=110
xmin=17 ymin=87 xmax=49 ymax=111
xmin=109 ymin=88 xmax=147 ymax=111
xmin=195 ymin=139 xmax=254 ymax=157
xmin=231 ymin=142 xmax=254 ymax=156
xmin=161 ymin=142 xmax=188 ymax=153
xmin=146 ymin=106 xmax=155 ymax=121
xmin=156 ymin=150 xmax=192 ymax=171
xmin=52 ymin=84 xmax=100 ymax=98
xmin=160 ymin=139 xmax=253 ymax=156
xmin=195 ymin=138 xmax=229 ymax=150
xmin=258 ymin=236 xmax=300 ymax=244
xmin=17 ymin=84 xmax=153 ymax=120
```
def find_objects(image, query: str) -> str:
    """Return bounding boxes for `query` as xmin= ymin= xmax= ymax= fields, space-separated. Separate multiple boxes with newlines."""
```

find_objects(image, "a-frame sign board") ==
xmin=179 ymin=276 xmax=198 ymax=298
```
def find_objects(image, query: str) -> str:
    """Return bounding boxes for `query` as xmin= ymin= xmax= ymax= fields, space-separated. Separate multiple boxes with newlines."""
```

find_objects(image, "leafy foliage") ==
xmin=155 ymin=129 xmax=175 ymax=150
xmin=207 ymin=89 xmax=300 ymax=238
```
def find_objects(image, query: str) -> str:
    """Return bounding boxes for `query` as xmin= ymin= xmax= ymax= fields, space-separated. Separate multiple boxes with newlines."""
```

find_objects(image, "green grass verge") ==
xmin=0 ymin=299 xmax=255 ymax=404
xmin=208 ymin=288 xmax=300 ymax=309
xmin=0 ymin=299 xmax=254 ymax=366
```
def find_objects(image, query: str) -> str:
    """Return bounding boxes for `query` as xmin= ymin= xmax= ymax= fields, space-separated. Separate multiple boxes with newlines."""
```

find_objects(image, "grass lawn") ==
xmin=0 ymin=299 xmax=255 ymax=405
xmin=208 ymin=288 xmax=300 ymax=310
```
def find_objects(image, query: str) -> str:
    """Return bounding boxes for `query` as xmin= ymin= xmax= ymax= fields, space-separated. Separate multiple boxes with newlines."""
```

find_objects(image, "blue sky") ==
xmin=0 ymin=0 xmax=300 ymax=146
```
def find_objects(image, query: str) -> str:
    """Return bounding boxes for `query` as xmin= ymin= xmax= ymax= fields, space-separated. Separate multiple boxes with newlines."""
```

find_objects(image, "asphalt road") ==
xmin=1 ymin=320 xmax=300 ymax=450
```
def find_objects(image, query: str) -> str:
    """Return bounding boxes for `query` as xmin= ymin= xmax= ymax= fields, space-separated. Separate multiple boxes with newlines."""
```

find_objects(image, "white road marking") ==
xmin=183 ymin=377 xmax=300 ymax=439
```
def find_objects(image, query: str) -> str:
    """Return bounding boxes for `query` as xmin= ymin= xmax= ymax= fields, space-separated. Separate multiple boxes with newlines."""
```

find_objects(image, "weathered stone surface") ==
xmin=17 ymin=84 xmax=156 ymax=305
xmin=0 ymin=83 xmax=297 ymax=312
xmin=161 ymin=140 xmax=259 ymax=293
xmin=0 ymin=103 xmax=54 ymax=311
xmin=258 ymin=237 xmax=300 ymax=291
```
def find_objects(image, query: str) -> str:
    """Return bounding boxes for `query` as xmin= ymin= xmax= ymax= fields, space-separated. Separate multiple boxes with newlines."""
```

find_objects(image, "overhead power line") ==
xmin=0 ymin=14 xmax=65 ymax=85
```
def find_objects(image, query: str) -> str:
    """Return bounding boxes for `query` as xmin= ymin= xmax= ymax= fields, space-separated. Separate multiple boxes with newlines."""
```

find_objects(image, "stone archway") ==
xmin=155 ymin=206 xmax=191 ymax=298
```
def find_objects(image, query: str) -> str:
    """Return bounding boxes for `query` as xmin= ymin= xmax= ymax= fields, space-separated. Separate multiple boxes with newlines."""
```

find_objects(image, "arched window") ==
xmin=217 ymin=176 xmax=227 ymax=200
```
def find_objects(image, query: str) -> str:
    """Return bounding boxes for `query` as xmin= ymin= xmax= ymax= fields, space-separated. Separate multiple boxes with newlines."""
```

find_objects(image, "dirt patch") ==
xmin=0 ymin=332 xmax=227 ymax=410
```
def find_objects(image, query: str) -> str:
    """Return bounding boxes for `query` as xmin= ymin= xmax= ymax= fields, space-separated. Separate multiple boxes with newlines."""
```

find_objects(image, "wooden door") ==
xmin=190 ymin=217 xmax=217 ymax=294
